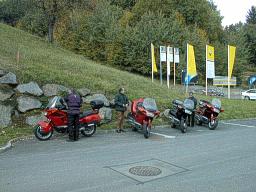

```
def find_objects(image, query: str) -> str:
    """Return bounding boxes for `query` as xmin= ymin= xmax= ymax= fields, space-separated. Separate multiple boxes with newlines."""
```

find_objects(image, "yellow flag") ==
xmin=207 ymin=45 xmax=214 ymax=62
xmin=151 ymin=43 xmax=157 ymax=73
xmin=228 ymin=45 xmax=236 ymax=78
xmin=187 ymin=44 xmax=197 ymax=83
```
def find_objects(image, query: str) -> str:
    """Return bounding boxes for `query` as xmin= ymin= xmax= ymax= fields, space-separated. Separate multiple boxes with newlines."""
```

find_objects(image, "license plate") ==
xmin=185 ymin=109 xmax=192 ymax=115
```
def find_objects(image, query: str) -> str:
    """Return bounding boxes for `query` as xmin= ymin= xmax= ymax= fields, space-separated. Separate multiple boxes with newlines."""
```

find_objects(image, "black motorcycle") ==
xmin=167 ymin=99 xmax=194 ymax=133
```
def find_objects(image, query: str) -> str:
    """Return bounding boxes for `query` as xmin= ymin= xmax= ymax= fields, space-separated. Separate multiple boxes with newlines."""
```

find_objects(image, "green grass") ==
xmin=0 ymin=23 xmax=256 ymax=145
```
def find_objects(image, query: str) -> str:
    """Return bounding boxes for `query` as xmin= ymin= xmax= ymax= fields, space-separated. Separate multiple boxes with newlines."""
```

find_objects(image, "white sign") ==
xmin=213 ymin=76 xmax=237 ymax=86
xmin=160 ymin=46 xmax=166 ymax=62
xmin=206 ymin=60 xmax=215 ymax=78
xmin=174 ymin=48 xmax=180 ymax=63
xmin=167 ymin=47 xmax=173 ymax=63
xmin=167 ymin=46 xmax=173 ymax=76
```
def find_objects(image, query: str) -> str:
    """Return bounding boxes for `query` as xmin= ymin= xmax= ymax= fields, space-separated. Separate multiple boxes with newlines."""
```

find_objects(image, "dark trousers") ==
xmin=188 ymin=112 xmax=195 ymax=127
xmin=68 ymin=114 xmax=80 ymax=141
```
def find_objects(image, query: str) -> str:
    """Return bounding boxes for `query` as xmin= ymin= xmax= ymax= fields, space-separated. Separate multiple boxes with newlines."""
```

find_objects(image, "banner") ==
xmin=228 ymin=45 xmax=236 ymax=78
xmin=167 ymin=46 xmax=173 ymax=76
xmin=160 ymin=46 xmax=166 ymax=62
xmin=151 ymin=43 xmax=157 ymax=73
xmin=186 ymin=44 xmax=197 ymax=84
xmin=206 ymin=45 xmax=215 ymax=78
xmin=174 ymin=48 xmax=180 ymax=63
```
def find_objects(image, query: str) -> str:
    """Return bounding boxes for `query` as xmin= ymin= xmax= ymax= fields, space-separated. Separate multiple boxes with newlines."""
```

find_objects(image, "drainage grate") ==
xmin=129 ymin=166 xmax=162 ymax=176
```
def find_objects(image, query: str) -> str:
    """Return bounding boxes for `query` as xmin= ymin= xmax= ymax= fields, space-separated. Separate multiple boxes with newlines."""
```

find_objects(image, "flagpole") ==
xmin=206 ymin=45 xmax=208 ymax=96
xmin=186 ymin=43 xmax=188 ymax=93
xmin=151 ymin=43 xmax=154 ymax=83
xmin=174 ymin=49 xmax=176 ymax=87
xmin=166 ymin=45 xmax=169 ymax=88
xmin=228 ymin=45 xmax=230 ymax=99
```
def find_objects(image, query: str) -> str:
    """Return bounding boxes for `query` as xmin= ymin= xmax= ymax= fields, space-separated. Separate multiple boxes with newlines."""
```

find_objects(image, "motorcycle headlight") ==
xmin=146 ymin=111 xmax=154 ymax=118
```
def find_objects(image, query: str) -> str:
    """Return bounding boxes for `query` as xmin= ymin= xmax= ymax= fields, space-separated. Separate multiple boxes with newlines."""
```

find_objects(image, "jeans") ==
xmin=68 ymin=114 xmax=80 ymax=141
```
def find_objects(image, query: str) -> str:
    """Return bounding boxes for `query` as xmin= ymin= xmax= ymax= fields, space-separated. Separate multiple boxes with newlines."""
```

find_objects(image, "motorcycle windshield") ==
xmin=143 ymin=98 xmax=158 ymax=112
xmin=183 ymin=99 xmax=194 ymax=110
xmin=46 ymin=96 xmax=60 ymax=109
xmin=212 ymin=98 xmax=221 ymax=109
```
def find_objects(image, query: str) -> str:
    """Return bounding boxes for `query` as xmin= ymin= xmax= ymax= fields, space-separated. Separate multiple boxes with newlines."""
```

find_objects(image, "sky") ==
xmin=213 ymin=0 xmax=256 ymax=26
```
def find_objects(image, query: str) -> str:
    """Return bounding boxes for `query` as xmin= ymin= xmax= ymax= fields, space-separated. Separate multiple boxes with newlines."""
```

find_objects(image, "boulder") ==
xmin=83 ymin=94 xmax=109 ymax=106
xmin=26 ymin=113 xmax=46 ymax=126
xmin=42 ymin=84 xmax=70 ymax=97
xmin=17 ymin=96 xmax=42 ymax=113
xmin=0 ymin=105 xmax=13 ymax=128
xmin=0 ymin=70 xmax=6 ymax=77
xmin=16 ymin=81 xmax=43 ymax=96
xmin=0 ymin=86 xmax=15 ymax=101
xmin=0 ymin=72 xmax=17 ymax=85
xmin=77 ymin=88 xmax=91 ymax=97
xmin=99 ymin=107 xmax=112 ymax=121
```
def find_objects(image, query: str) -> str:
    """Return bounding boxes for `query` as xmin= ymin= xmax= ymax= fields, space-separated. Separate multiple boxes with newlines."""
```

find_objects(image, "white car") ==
xmin=241 ymin=89 xmax=256 ymax=100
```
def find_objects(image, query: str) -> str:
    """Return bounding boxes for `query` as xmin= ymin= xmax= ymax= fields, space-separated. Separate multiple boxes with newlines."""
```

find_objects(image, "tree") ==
xmin=244 ymin=6 xmax=256 ymax=67
xmin=246 ymin=6 xmax=256 ymax=24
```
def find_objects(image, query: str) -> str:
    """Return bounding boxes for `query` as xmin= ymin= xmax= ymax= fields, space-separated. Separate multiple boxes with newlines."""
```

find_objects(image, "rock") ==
xmin=163 ymin=109 xmax=170 ymax=118
xmin=83 ymin=94 xmax=109 ymax=106
xmin=16 ymin=81 xmax=43 ymax=96
xmin=77 ymin=88 xmax=91 ymax=97
xmin=0 ymin=86 xmax=15 ymax=101
xmin=99 ymin=107 xmax=112 ymax=121
xmin=0 ymin=105 xmax=13 ymax=128
xmin=42 ymin=84 xmax=70 ymax=97
xmin=14 ymin=110 xmax=20 ymax=118
xmin=26 ymin=113 xmax=46 ymax=126
xmin=17 ymin=96 xmax=42 ymax=113
xmin=0 ymin=70 xmax=6 ymax=77
xmin=0 ymin=72 xmax=17 ymax=85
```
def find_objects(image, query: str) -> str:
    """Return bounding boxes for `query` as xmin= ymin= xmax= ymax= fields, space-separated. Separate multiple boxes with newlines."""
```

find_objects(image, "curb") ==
xmin=0 ymin=135 xmax=34 ymax=154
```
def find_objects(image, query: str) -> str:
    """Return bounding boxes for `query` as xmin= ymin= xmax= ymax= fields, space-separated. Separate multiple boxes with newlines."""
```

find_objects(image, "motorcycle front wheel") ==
xmin=81 ymin=124 xmax=96 ymax=137
xmin=208 ymin=119 xmax=218 ymax=130
xmin=34 ymin=125 xmax=53 ymax=141
xmin=180 ymin=118 xmax=187 ymax=133
xmin=143 ymin=124 xmax=150 ymax=139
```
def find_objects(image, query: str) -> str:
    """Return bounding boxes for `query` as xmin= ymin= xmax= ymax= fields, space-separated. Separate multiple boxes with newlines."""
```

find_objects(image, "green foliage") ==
xmin=246 ymin=6 xmax=256 ymax=24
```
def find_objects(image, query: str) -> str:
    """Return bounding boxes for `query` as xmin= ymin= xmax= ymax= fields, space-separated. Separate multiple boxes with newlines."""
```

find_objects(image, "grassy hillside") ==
xmin=0 ymin=23 xmax=256 ymax=121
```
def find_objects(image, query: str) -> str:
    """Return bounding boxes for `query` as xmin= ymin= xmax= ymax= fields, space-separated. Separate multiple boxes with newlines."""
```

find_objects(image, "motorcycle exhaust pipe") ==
xmin=169 ymin=115 xmax=180 ymax=124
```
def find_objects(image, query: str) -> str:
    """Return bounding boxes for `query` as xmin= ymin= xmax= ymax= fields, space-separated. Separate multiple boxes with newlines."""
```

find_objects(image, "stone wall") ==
xmin=0 ymin=70 xmax=112 ymax=128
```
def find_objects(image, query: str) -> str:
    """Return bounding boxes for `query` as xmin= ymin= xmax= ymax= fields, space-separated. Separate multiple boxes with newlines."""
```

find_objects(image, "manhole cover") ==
xmin=129 ymin=166 xmax=162 ymax=176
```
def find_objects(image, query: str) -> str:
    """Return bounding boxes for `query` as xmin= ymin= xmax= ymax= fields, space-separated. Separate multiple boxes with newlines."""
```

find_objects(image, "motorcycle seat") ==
xmin=80 ymin=110 xmax=97 ymax=118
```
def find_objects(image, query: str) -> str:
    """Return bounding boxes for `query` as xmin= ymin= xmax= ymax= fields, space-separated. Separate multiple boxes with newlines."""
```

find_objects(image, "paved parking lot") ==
xmin=1 ymin=119 xmax=256 ymax=192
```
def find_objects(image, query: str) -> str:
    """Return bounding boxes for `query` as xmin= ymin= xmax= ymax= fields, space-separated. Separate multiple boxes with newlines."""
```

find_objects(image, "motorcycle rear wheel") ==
xmin=208 ymin=119 xmax=218 ymax=130
xmin=34 ymin=125 xmax=53 ymax=141
xmin=171 ymin=122 xmax=176 ymax=128
xmin=196 ymin=119 xmax=202 ymax=126
xmin=81 ymin=124 xmax=96 ymax=137
xmin=180 ymin=118 xmax=187 ymax=133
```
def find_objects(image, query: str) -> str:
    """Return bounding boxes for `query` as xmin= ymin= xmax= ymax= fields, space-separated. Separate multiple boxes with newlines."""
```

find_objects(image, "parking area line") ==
xmin=151 ymin=132 xmax=176 ymax=139
xmin=222 ymin=122 xmax=256 ymax=128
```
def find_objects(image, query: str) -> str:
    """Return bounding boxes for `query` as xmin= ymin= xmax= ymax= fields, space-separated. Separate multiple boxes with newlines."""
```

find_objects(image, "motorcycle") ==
xmin=195 ymin=98 xmax=224 ymax=130
xmin=34 ymin=96 xmax=104 ymax=141
xmin=167 ymin=99 xmax=194 ymax=133
xmin=127 ymin=98 xmax=160 ymax=139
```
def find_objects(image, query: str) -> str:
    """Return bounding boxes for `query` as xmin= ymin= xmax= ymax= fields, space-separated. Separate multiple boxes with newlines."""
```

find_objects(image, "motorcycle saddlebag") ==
xmin=90 ymin=100 xmax=104 ymax=110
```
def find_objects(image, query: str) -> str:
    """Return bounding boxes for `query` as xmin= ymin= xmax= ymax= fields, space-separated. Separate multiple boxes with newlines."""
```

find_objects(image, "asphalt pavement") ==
xmin=1 ymin=119 xmax=256 ymax=192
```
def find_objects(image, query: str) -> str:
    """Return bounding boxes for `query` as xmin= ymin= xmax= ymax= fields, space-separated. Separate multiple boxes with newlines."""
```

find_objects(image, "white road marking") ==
xmin=151 ymin=132 xmax=176 ymax=139
xmin=222 ymin=122 xmax=256 ymax=128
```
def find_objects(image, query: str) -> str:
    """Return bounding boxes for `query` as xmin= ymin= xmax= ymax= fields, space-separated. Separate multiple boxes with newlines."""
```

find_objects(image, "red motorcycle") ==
xmin=195 ymin=98 xmax=224 ymax=130
xmin=34 ymin=96 xmax=104 ymax=141
xmin=127 ymin=98 xmax=160 ymax=138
